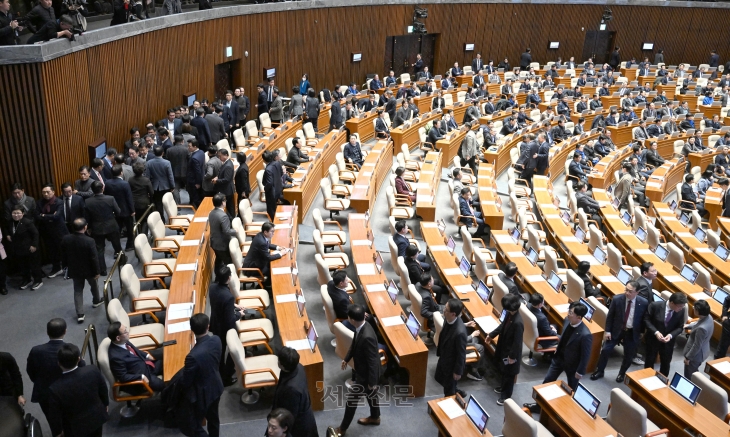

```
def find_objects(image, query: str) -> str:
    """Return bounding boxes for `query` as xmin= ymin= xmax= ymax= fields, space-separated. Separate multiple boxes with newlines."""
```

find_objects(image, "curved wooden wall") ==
xmin=2 ymin=2 xmax=730 ymax=198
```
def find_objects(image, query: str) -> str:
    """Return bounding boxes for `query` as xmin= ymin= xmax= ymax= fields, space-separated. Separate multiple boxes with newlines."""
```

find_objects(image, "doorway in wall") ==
xmin=582 ymin=31 xmax=616 ymax=65
xmin=384 ymin=33 xmax=438 ymax=80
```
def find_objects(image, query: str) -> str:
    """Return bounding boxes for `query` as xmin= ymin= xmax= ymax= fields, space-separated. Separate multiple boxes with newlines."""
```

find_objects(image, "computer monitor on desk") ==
xmin=572 ymin=383 xmax=601 ymax=418
xmin=306 ymin=321 xmax=318 ymax=352
xmin=679 ymin=264 xmax=699 ymax=285
xmin=713 ymin=287 xmax=729 ymax=305
xmin=670 ymin=372 xmax=701 ymax=405
xmin=525 ymin=247 xmax=539 ymax=266
xmin=715 ymin=244 xmax=729 ymax=261
xmin=465 ymin=395 xmax=489 ymax=434
xmin=679 ymin=212 xmax=690 ymax=226
xmin=547 ymin=271 xmax=563 ymax=292
xmin=621 ymin=211 xmax=632 ymax=227
xmin=615 ymin=268 xmax=632 ymax=285
xmin=405 ymin=311 xmax=421 ymax=341
xmin=386 ymin=280 xmax=399 ymax=305
xmin=459 ymin=256 xmax=471 ymax=278
xmin=694 ymin=226 xmax=706 ymax=243
xmin=475 ymin=280 xmax=491 ymax=304
xmin=510 ymin=227 xmax=521 ymax=243
xmin=652 ymin=244 xmax=669 ymax=261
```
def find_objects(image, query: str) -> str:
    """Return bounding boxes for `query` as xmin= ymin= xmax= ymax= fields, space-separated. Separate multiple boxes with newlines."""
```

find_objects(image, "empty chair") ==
xmin=388 ymin=236 xmax=400 ymax=272
xmin=520 ymin=304 xmax=559 ymax=366
xmin=606 ymin=243 xmax=630 ymax=273
xmin=107 ymin=298 xmax=164 ymax=351
xmin=460 ymin=227 xmax=494 ymax=263
xmin=98 ymin=337 xmax=156 ymax=418
xmin=692 ymin=262 xmax=717 ymax=292
xmin=161 ymin=192 xmax=195 ymax=230
xmin=491 ymin=274 xmax=508 ymax=313
xmin=226 ymin=329 xmax=280 ymax=404
xmin=666 ymin=242 xmax=684 ymax=271
xmin=231 ymin=218 xmax=251 ymax=256
xmin=605 ymin=388 xmax=668 ymax=437
xmin=302 ymin=122 xmax=319 ymax=147
xmin=320 ymin=179 xmax=350 ymax=219
xmin=134 ymin=234 xmax=176 ymax=279
xmin=525 ymin=228 xmax=546 ymax=261
xmin=543 ymin=247 xmax=568 ymax=281
xmin=232 ymin=128 xmax=246 ymax=150
xmin=226 ymin=263 xmax=270 ymax=318
xmin=565 ymin=269 xmax=586 ymax=303
xmin=646 ymin=223 xmax=664 ymax=248
xmin=256 ymin=170 xmax=266 ymax=202
xmin=707 ymin=228 xmax=721 ymax=250
xmin=335 ymin=153 xmax=358 ymax=183
xmin=328 ymin=164 xmax=352 ymax=197
xmin=245 ymin=120 xmax=260 ymax=145
xmin=313 ymin=208 xmax=346 ymax=251
xmin=386 ymin=186 xmax=414 ymax=220
xmin=313 ymin=230 xmax=349 ymax=270
xmin=396 ymin=256 xmax=413 ymax=303
xmin=691 ymin=372 xmax=730 ymax=422
xmin=119 ymin=264 xmax=169 ymax=313
xmin=239 ymin=198 xmax=268 ymax=235
xmin=147 ymin=211 xmax=183 ymax=254
xmin=473 ymin=249 xmax=501 ymax=286
xmin=587 ymin=224 xmax=605 ymax=253
xmin=501 ymin=398 xmax=554 ymax=437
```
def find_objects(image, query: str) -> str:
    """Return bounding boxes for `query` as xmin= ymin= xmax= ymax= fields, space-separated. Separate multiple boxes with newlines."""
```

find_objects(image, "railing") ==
xmin=80 ymin=324 xmax=99 ymax=367
xmin=132 ymin=204 xmax=155 ymax=238
xmin=102 ymin=251 xmax=127 ymax=321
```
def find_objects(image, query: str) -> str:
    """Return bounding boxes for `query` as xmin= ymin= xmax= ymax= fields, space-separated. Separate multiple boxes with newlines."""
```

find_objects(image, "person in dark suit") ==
xmin=159 ymin=109 xmax=183 ymax=136
xmin=608 ymin=47 xmax=621 ymax=69
xmin=84 ymin=181 xmax=121 ymax=276
xmin=497 ymin=262 xmax=524 ymax=298
xmin=209 ymin=194 xmax=237 ymax=272
xmin=435 ymin=299 xmax=468 ymax=397
xmin=166 ymin=135 xmax=189 ymax=190
xmin=146 ymin=145 xmax=175 ymax=220
xmin=683 ymin=300 xmax=713 ymax=378
xmin=59 ymin=183 xmax=85 ymax=233
xmin=393 ymin=220 xmax=429 ymax=270
xmin=715 ymin=290 xmax=730 ymax=358
xmin=486 ymin=294 xmax=524 ymax=405
xmin=541 ymin=301 xmax=593 ymax=390
xmin=104 ymin=166 xmax=135 ymax=251
xmin=257 ymin=84 xmax=269 ymax=116
xmin=262 ymin=151 xmax=283 ymax=221
xmin=644 ymin=292 xmax=688 ymax=376
xmin=374 ymin=110 xmax=390 ymax=139
xmin=411 ymin=53 xmax=424 ymax=74
xmin=405 ymin=245 xmax=444 ymax=303
xmin=287 ymin=138 xmax=311 ymax=168
xmin=178 ymin=313 xmax=224 ymax=437
xmin=186 ymin=139 xmax=206 ymax=209
xmin=519 ymin=48 xmax=532 ymax=70
xmin=5 ymin=205 xmax=44 ymax=290
xmin=710 ymin=50 xmax=720 ymax=68
xmin=223 ymin=90 xmax=240 ymax=135
xmin=158 ymin=129 xmax=173 ymax=154
xmin=343 ymin=135 xmax=364 ymax=169
xmin=458 ymin=187 xmax=486 ymax=238
xmin=107 ymin=321 xmax=164 ymax=393
xmin=271 ymin=347 xmax=318 ymax=437
xmin=36 ymin=183 xmax=68 ymax=276
xmin=243 ymin=222 xmax=284 ymax=279
xmin=61 ymin=218 xmax=101 ymax=323
xmin=0 ymin=351 xmax=24 ymax=408
xmin=191 ymin=108 xmax=213 ymax=150
xmin=416 ymin=273 xmax=444 ymax=332
xmin=101 ymin=150 xmax=116 ymax=181
xmin=333 ymin=304 xmax=381 ymax=435
xmin=234 ymin=152 xmax=251 ymax=205
xmin=528 ymin=294 xmax=558 ymax=348
xmin=327 ymin=269 xmax=355 ymax=327
xmin=212 ymin=149 xmax=235 ymax=219
xmin=635 ymin=262 xmax=657 ymax=302
xmin=206 ymin=107 xmax=227 ymax=146
xmin=426 ymin=120 xmax=445 ymax=151
xmin=535 ymin=133 xmax=551 ymax=176
xmin=208 ymin=266 xmax=246 ymax=386
xmin=47 ymin=343 xmax=109 ymax=437
xmin=681 ymin=173 xmax=707 ymax=218
xmin=520 ymin=136 xmax=539 ymax=190
xmin=127 ymin=163 xmax=153 ymax=236
xmin=591 ymin=280 xmax=648 ymax=383
xmin=329 ymin=98 xmax=343 ymax=131
xmin=471 ymin=53 xmax=483 ymax=72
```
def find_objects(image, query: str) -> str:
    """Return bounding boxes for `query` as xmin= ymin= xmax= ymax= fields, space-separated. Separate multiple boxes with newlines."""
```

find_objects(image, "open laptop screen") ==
xmin=679 ymin=212 xmax=690 ymax=226
xmin=446 ymin=236 xmax=456 ymax=255
xmin=386 ymin=279 xmax=399 ymax=305
xmin=510 ymin=227 xmax=521 ymax=243
xmin=616 ymin=268 xmax=632 ymax=285
xmin=713 ymin=287 xmax=729 ymax=305
xmin=374 ymin=251 xmax=383 ymax=273
xmin=653 ymin=244 xmax=669 ymax=261
xmin=635 ymin=226 xmax=647 ymax=243
xmin=547 ymin=271 xmax=562 ymax=292
xmin=465 ymin=395 xmax=489 ymax=433
xmin=459 ymin=256 xmax=471 ymax=277
xmin=573 ymin=383 xmax=601 ymax=418
xmin=715 ymin=244 xmax=730 ymax=261
xmin=694 ymin=227 xmax=706 ymax=243
xmin=621 ymin=211 xmax=632 ymax=227
xmin=405 ymin=311 xmax=421 ymax=340
xmin=593 ymin=246 xmax=606 ymax=264
xmin=525 ymin=247 xmax=539 ymax=266
xmin=307 ymin=321 xmax=318 ymax=352
xmin=574 ymin=226 xmax=586 ymax=242
xmin=670 ymin=372 xmax=701 ymax=405
xmin=579 ymin=297 xmax=595 ymax=322
xmin=475 ymin=280 xmax=491 ymax=304
xmin=679 ymin=264 xmax=699 ymax=284
xmin=652 ymin=291 xmax=665 ymax=302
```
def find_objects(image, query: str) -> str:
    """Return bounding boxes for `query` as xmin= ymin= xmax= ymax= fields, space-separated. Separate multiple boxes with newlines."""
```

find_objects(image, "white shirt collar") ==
xmin=62 ymin=366 xmax=79 ymax=374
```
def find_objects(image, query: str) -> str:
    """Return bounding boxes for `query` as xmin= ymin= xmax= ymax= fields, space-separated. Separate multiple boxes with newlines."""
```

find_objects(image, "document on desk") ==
xmin=618 ymin=230 xmax=634 ymax=236
xmin=676 ymin=232 xmax=693 ymax=239
xmin=422 ymin=222 xmax=438 ymax=228
xmin=576 ymin=255 xmax=600 ymax=265
xmin=507 ymin=251 xmax=525 ymax=258
xmin=381 ymin=316 xmax=405 ymax=327
xmin=366 ymin=283 xmax=386 ymax=293
xmin=655 ymin=208 xmax=673 ymax=214
xmin=691 ymin=292 xmax=709 ymax=300
xmin=664 ymin=275 xmax=684 ymax=283
xmin=180 ymin=240 xmax=199 ymax=246
xmin=351 ymin=240 xmax=372 ymax=246
xmin=524 ymin=275 xmax=546 ymax=283
xmin=598 ymin=276 xmax=619 ymax=283
xmin=693 ymin=247 xmax=712 ymax=253
xmin=271 ymin=267 xmax=292 ymax=275
xmin=276 ymin=212 xmax=292 ymax=220
xmin=356 ymin=264 xmax=377 ymax=276
xmin=537 ymin=384 xmax=567 ymax=401
xmin=494 ymin=234 xmax=516 ymax=245
xmin=419 ymin=195 xmax=433 ymax=203
xmin=276 ymin=294 xmax=297 ymax=303
xmin=429 ymin=245 xmax=448 ymax=251
xmin=176 ymin=263 xmax=197 ymax=271
xmin=634 ymin=249 xmax=653 ymax=255
xmin=553 ymin=303 xmax=571 ymax=314
xmin=421 ymin=170 xmax=435 ymax=175
xmin=193 ymin=217 xmax=208 ymax=223
xmin=713 ymin=361 xmax=730 ymax=374
xmin=454 ymin=284 xmax=474 ymax=294
xmin=442 ymin=268 xmax=463 ymax=276
xmin=168 ymin=321 xmax=191 ymax=334
xmin=639 ymin=376 xmax=667 ymax=391
xmin=285 ymin=339 xmax=311 ymax=351
xmin=561 ymin=236 xmax=581 ymax=244
xmin=167 ymin=303 xmax=194 ymax=320
xmin=437 ymin=398 xmax=466 ymax=419
xmin=274 ymin=223 xmax=292 ymax=230
xmin=475 ymin=316 xmax=499 ymax=333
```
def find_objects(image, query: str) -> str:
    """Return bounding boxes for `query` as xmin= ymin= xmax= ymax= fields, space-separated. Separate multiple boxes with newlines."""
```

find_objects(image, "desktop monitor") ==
xmin=306 ymin=321 xmax=318 ymax=352
xmin=405 ymin=311 xmax=421 ymax=341
xmin=183 ymin=92 xmax=196 ymax=107
xmin=465 ymin=395 xmax=489 ymax=434
xmin=264 ymin=66 xmax=276 ymax=79
xmin=621 ymin=211 xmax=632 ymax=227
xmin=499 ymin=309 xmax=508 ymax=323
xmin=510 ymin=227 xmax=521 ymax=243
xmin=525 ymin=247 xmax=539 ymax=266
xmin=715 ymin=244 xmax=730 ymax=261
xmin=574 ymin=226 xmax=586 ymax=242
xmin=616 ymin=268 xmax=632 ymax=285
xmin=446 ymin=236 xmax=456 ymax=255
xmin=572 ymin=383 xmax=601 ymax=418
xmin=694 ymin=227 xmax=706 ymax=243
xmin=679 ymin=264 xmax=699 ymax=285
xmin=295 ymin=289 xmax=305 ymax=317
xmin=387 ymin=279 xmax=399 ymax=305
xmin=713 ymin=287 xmax=729 ymax=305
xmin=475 ymin=280 xmax=491 ymax=304
xmin=635 ymin=226 xmax=647 ymax=243
xmin=374 ymin=252 xmax=383 ymax=273
xmin=593 ymin=246 xmax=607 ymax=265
xmin=679 ymin=212 xmax=690 ymax=226
xmin=669 ymin=199 xmax=677 ymax=211
xmin=459 ymin=256 xmax=471 ymax=278
xmin=547 ymin=271 xmax=563 ymax=292
xmin=669 ymin=372 xmax=701 ymax=405
xmin=579 ymin=297 xmax=596 ymax=322
xmin=653 ymin=244 xmax=669 ymax=261
xmin=87 ymin=138 xmax=107 ymax=165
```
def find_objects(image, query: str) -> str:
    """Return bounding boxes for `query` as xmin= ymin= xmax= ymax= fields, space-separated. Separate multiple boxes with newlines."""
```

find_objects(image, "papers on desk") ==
xmin=693 ymin=247 xmax=712 ymax=253
xmin=442 ymin=268 xmax=463 ymax=276
xmin=709 ymin=187 xmax=724 ymax=193
xmin=639 ymin=376 xmax=667 ymax=391
xmin=276 ymin=212 xmax=292 ymax=219
xmin=494 ymin=234 xmax=516 ymax=245
xmin=430 ymin=245 xmax=449 ymax=251
xmin=561 ymin=236 xmax=581 ymax=244
xmin=176 ymin=263 xmax=197 ymax=271
xmin=271 ymin=267 xmax=292 ymax=275
xmin=350 ymin=214 xmax=366 ymax=220
xmin=366 ymin=283 xmax=386 ymax=293
xmin=663 ymin=216 xmax=678 ymax=222
xmin=355 ymin=185 xmax=369 ymax=190
xmin=422 ymin=222 xmax=439 ymax=228
xmin=603 ymin=214 xmax=620 ymax=220
xmin=275 ymin=294 xmax=297 ymax=303
xmin=167 ymin=303 xmax=194 ymax=320
xmin=274 ymin=223 xmax=292 ymax=230
xmin=598 ymin=276 xmax=619 ymax=283
xmin=356 ymin=264 xmax=377 ymax=276
xmin=186 ymin=214 xmax=194 ymax=221
xmin=292 ymin=176 xmax=305 ymax=183
xmin=508 ymin=251 xmax=525 ymax=258
xmin=524 ymin=275 xmax=546 ymax=283
xmin=381 ymin=316 xmax=405 ymax=327
xmin=664 ymin=275 xmax=684 ymax=283
xmin=655 ymin=208 xmax=673 ymax=214
xmin=618 ymin=230 xmax=634 ymax=236
xmin=362 ymin=172 xmax=373 ymax=178
xmin=634 ymin=249 xmax=653 ymax=255
xmin=410 ymin=183 xmax=429 ymax=190
xmin=180 ymin=240 xmax=199 ymax=246
xmin=576 ymin=255 xmax=600 ymax=265
xmin=475 ymin=316 xmax=499 ymax=333
xmin=193 ymin=217 xmax=208 ymax=223
xmin=543 ymin=214 xmax=561 ymax=220
xmin=437 ymin=398 xmax=466 ymax=419
xmin=553 ymin=303 xmax=571 ymax=314
xmin=676 ymin=232 xmax=693 ymax=239
xmin=536 ymin=384 xmax=567 ymax=401
xmin=454 ymin=284 xmax=474 ymax=294
xmin=351 ymin=240 xmax=372 ymax=246
xmin=285 ymin=339 xmax=311 ymax=351
xmin=597 ymin=201 xmax=610 ymax=207
xmin=167 ymin=321 xmax=191 ymax=334
xmin=646 ymin=182 xmax=662 ymax=189
xmin=713 ymin=361 xmax=730 ymax=374
xmin=691 ymin=292 xmax=709 ymax=300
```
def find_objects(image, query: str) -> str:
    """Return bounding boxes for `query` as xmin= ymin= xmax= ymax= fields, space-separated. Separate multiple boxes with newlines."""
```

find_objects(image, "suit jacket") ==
xmin=36 ymin=197 xmax=68 ymax=238
xmin=47 ymin=366 xmax=109 ymax=437
xmin=103 ymin=178 xmax=134 ymax=218
xmin=644 ymin=301 xmax=686 ymax=348
xmin=417 ymin=284 xmax=441 ymax=320
xmin=458 ymin=196 xmax=478 ymax=227
xmin=464 ymin=106 xmax=481 ymax=124
xmin=27 ymin=340 xmax=87 ymax=404
xmin=684 ymin=316 xmax=713 ymax=363
xmin=405 ymin=256 xmax=425 ymax=286
xmin=327 ymin=280 xmax=351 ymax=320
xmin=392 ymin=232 xmax=411 ymax=258
xmin=180 ymin=335 xmax=224 ymax=417
xmin=489 ymin=312 xmax=524 ymax=376
xmin=287 ymin=147 xmax=309 ymax=165
xmin=271 ymin=364 xmax=318 ymax=437
xmin=436 ymin=317 xmax=467 ymax=380
xmin=61 ymin=232 xmax=100 ymax=278
xmin=214 ymin=159 xmax=235 ymax=196
xmin=394 ymin=176 xmax=411 ymax=197
xmin=223 ymin=100 xmax=239 ymax=127
xmin=615 ymin=173 xmax=633 ymax=208
xmin=529 ymin=305 xmax=557 ymax=346
xmin=0 ymin=352 xmax=22 ymax=398
xmin=269 ymin=96 xmax=284 ymax=121
xmin=635 ymin=276 xmax=653 ymax=302
xmin=209 ymin=208 xmax=236 ymax=252
xmin=345 ymin=322 xmax=380 ymax=387
xmin=680 ymin=182 xmax=698 ymax=209
xmin=146 ymin=156 xmax=175 ymax=192
xmin=159 ymin=118 xmax=183 ymax=136
xmin=128 ymin=175 xmax=153 ymax=210
xmin=206 ymin=113 xmax=227 ymax=145
xmin=605 ymin=294 xmax=648 ymax=343
xmin=471 ymin=58 xmax=483 ymax=72
xmin=165 ymin=144 xmax=189 ymax=180
xmin=234 ymin=162 xmax=251 ymax=199
xmin=329 ymin=101 xmax=342 ymax=127
xmin=645 ymin=149 xmax=665 ymax=167
xmin=108 ymin=341 xmax=155 ymax=384
xmin=555 ymin=321 xmax=593 ymax=375
xmin=243 ymin=232 xmax=282 ymax=272
xmin=519 ymin=52 xmax=532 ymax=69
xmin=263 ymin=161 xmax=283 ymax=201
xmin=208 ymin=282 xmax=237 ymax=340
xmin=187 ymin=149 xmax=205 ymax=187
xmin=498 ymin=272 xmax=521 ymax=296
xmin=343 ymin=142 xmax=364 ymax=165
xmin=59 ymin=195 xmax=85 ymax=226
xmin=84 ymin=194 xmax=120 ymax=235
xmin=535 ymin=141 xmax=550 ymax=174
xmin=190 ymin=115 xmax=212 ymax=147
xmin=431 ymin=97 xmax=446 ymax=110
xmin=393 ymin=107 xmax=413 ymax=128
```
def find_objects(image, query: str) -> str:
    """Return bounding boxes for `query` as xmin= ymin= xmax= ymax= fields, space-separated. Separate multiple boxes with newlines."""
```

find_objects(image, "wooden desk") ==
xmin=644 ymin=158 xmax=685 ymax=203
xmin=704 ymin=357 xmax=730 ymax=399
xmin=605 ymin=124 xmax=634 ymax=149
xmin=348 ymin=213 xmax=429 ymax=397
xmin=345 ymin=111 xmax=378 ymax=143
xmin=688 ymin=150 xmax=720 ymax=174
xmin=269 ymin=205 xmax=324 ymax=410
xmin=245 ymin=120 xmax=302 ymax=193
xmin=427 ymin=396 xmax=493 ymax=437
xmin=532 ymin=381 xmax=617 ymax=437
xmin=626 ymin=368 xmax=730 ymax=437
xmin=435 ymin=123 xmax=479 ymax=170
xmin=476 ymin=163 xmax=504 ymax=233
xmin=163 ymin=197 xmax=215 ymax=381
xmin=706 ymin=183 xmax=724 ymax=232
xmin=391 ymin=111 xmax=440 ymax=153
xmin=413 ymin=151 xmax=442 ymax=221
xmin=587 ymin=146 xmax=632 ymax=191
xmin=317 ymin=103 xmax=331 ymax=135
xmin=349 ymin=140 xmax=393 ymax=213
xmin=283 ymin=129 xmax=347 ymax=223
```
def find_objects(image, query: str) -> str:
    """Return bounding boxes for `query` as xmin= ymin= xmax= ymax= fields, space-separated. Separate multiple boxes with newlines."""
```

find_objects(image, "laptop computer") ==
xmin=593 ymin=245 xmax=607 ymax=264
xmin=679 ymin=264 xmax=699 ymax=285
xmin=615 ymin=268 xmax=632 ymax=285
xmin=574 ymin=226 xmax=586 ymax=242
xmin=572 ymin=383 xmax=601 ymax=418
xmin=547 ymin=271 xmax=563 ymax=292
xmin=475 ymin=280 xmax=491 ymax=304
xmin=446 ymin=236 xmax=456 ymax=255
xmin=525 ymin=247 xmax=539 ymax=266
xmin=578 ymin=297 xmax=596 ymax=322
xmin=652 ymin=291 xmax=665 ymax=302
xmin=510 ymin=227 xmax=521 ymax=243
xmin=668 ymin=199 xmax=677 ymax=212
xmin=459 ymin=256 xmax=471 ymax=278
xmin=499 ymin=309 xmax=508 ymax=323
xmin=386 ymin=279 xmax=399 ymax=305
xmin=374 ymin=251 xmax=383 ymax=273
xmin=306 ymin=321 xmax=318 ymax=352
xmin=653 ymin=244 xmax=669 ymax=261
xmin=561 ymin=211 xmax=572 ymax=225
xmin=694 ymin=227 xmax=706 ymax=243
xmin=465 ymin=395 xmax=489 ymax=434
xmin=405 ymin=311 xmax=421 ymax=341
xmin=715 ymin=244 xmax=730 ymax=261
xmin=679 ymin=212 xmax=690 ymax=226
xmin=635 ymin=226 xmax=647 ymax=243
xmin=669 ymin=372 xmax=702 ymax=406
xmin=621 ymin=211 xmax=632 ymax=227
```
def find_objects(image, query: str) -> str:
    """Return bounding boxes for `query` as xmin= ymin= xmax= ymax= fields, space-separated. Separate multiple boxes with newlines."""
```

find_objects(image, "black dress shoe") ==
xmin=615 ymin=373 xmax=625 ymax=383
xmin=590 ymin=371 xmax=604 ymax=380
xmin=223 ymin=377 xmax=238 ymax=387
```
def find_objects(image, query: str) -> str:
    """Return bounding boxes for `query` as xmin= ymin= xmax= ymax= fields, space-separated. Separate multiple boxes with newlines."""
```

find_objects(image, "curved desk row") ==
xmin=244 ymin=119 xmax=302 ymax=193
xmin=476 ymin=163 xmax=505 ymax=234
xmin=349 ymin=139 xmax=393 ymax=213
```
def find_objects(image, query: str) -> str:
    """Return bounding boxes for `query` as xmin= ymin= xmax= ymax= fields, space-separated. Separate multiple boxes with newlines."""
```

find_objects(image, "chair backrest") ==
xmin=120 ymin=264 xmax=141 ymax=300
xmin=147 ymin=211 xmax=165 ymax=241
xmin=502 ymin=398 xmax=538 ymax=437
xmin=606 ymin=388 xmax=649 ymax=437
xmin=239 ymin=198 xmax=254 ymax=226
xmin=319 ymin=179 xmax=333 ymax=201
xmin=519 ymin=303 xmax=539 ymax=354
xmin=433 ymin=311 xmax=444 ymax=344
xmin=388 ymin=216 xmax=397 ymax=235
xmin=312 ymin=229 xmax=326 ymax=256
xmin=646 ymin=223 xmax=662 ymax=249
xmin=245 ymin=120 xmax=259 ymax=139
xmin=577 ymin=208 xmax=590 ymax=233
xmin=472 ymin=247 xmax=489 ymax=282
xmin=674 ymin=140 xmax=684 ymax=155
xmin=320 ymin=284 xmax=338 ymax=335
xmin=400 ymin=73 xmax=410 ymax=83
xmin=226 ymin=328 xmax=248 ymax=374
xmin=229 ymin=238 xmax=243 ymax=272
xmin=134 ymin=234 xmax=153 ymax=265
xmin=314 ymin=254 xmax=332 ymax=286
xmin=444 ymin=94 xmax=454 ymax=107
xmin=328 ymin=164 xmax=341 ymax=186
xmin=97 ymin=337 xmax=115 ymax=394
xmin=333 ymin=322 xmax=354 ymax=364
xmin=107 ymin=298 xmax=131 ymax=327
xmin=565 ymin=269 xmax=585 ymax=302
xmin=707 ymin=228 xmax=721 ymax=250
xmin=690 ymin=210 xmax=702 ymax=233
xmin=312 ymin=208 xmax=326 ymax=234
xmin=709 ymin=134 xmax=721 ymax=148
xmin=543 ymin=247 xmax=560 ymax=277
xmin=491 ymin=274 xmax=508 ymax=313
xmin=461 ymin=227 xmax=475 ymax=261
xmin=606 ymin=242 xmax=623 ymax=273
xmin=162 ymin=192 xmax=178 ymax=222
xmin=216 ymin=139 xmax=231 ymax=155
xmin=691 ymin=262 xmax=713 ymax=291
xmin=692 ymin=372 xmax=729 ymax=420
xmin=526 ymin=227 xmax=542 ymax=255
xmin=409 ymin=285 xmax=426 ymax=327
xmin=588 ymin=224 xmax=604 ymax=252
xmin=303 ymin=122 xmax=317 ymax=140
xmin=231 ymin=217 xmax=246 ymax=245
xmin=634 ymin=208 xmax=647 ymax=232
xmin=388 ymin=236 xmax=400 ymax=272
xmin=666 ymin=242 xmax=685 ymax=270
xmin=457 ymin=91 xmax=466 ymax=103
xmin=397 ymin=257 xmax=412 ymax=300
xmin=586 ymin=296 xmax=608 ymax=329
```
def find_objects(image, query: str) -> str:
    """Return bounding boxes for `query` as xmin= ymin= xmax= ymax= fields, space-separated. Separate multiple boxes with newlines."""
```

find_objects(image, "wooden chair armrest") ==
xmin=237 ymin=325 xmax=272 ymax=341
xmin=129 ymin=332 xmax=161 ymax=348
xmin=389 ymin=206 xmax=412 ymax=218
xmin=457 ymin=215 xmax=475 ymax=227
xmin=169 ymin=215 xmax=191 ymax=223
xmin=645 ymin=429 xmax=670 ymax=437
xmin=521 ymin=407 xmax=533 ymax=416
xmin=325 ymin=199 xmax=348 ymax=210
xmin=461 ymin=167 xmax=474 ymax=175
xmin=527 ymin=220 xmax=545 ymax=231
xmin=378 ymin=348 xmax=388 ymax=365
xmin=241 ymin=368 xmax=279 ymax=386
xmin=154 ymin=237 xmax=181 ymax=250
xmin=251 ymin=211 xmax=271 ymax=217
xmin=143 ymin=261 xmax=174 ymax=276
xmin=236 ymin=294 xmax=267 ymax=308
xmin=138 ymin=277 xmax=168 ymax=289
xmin=151 ymin=247 xmax=177 ymax=258
xmin=466 ymin=345 xmax=481 ymax=361
xmin=322 ymin=220 xmax=343 ymax=230
xmin=126 ymin=310 xmax=160 ymax=322
xmin=113 ymin=379 xmax=154 ymax=400
xmin=238 ymin=267 xmax=264 ymax=278
xmin=421 ymin=142 xmax=434 ymax=151
xmin=344 ymin=162 xmax=359 ymax=171
xmin=534 ymin=336 xmax=560 ymax=352
xmin=725 ymin=412 xmax=730 ymax=424
xmin=131 ymin=296 xmax=166 ymax=310
xmin=322 ymin=231 xmax=346 ymax=245
xmin=331 ymin=184 xmax=352 ymax=196
xmin=164 ymin=224 xmax=187 ymax=234
xmin=176 ymin=204 xmax=197 ymax=212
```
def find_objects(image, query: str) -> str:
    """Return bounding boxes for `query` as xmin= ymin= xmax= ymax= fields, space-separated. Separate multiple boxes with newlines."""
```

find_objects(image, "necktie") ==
xmin=664 ymin=309 xmax=673 ymax=327
xmin=65 ymin=197 xmax=71 ymax=222
xmin=127 ymin=344 xmax=155 ymax=370
xmin=623 ymin=299 xmax=632 ymax=328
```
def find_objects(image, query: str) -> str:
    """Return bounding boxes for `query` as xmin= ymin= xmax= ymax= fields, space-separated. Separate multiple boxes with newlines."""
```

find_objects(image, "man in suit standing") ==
xmin=591 ymin=280 xmax=648 ymax=383
xmin=609 ymin=47 xmax=621 ymax=70
xmin=166 ymin=135 xmax=189 ymax=190
xmin=206 ymin=106 xmax=227 ymax=146
xmin=83 ymin=182 xmax=121 ymax=278
xmin=333 ymin=304 xmax=381 ymax=435
xmin=485 ymin=294 xmax=524 ymax=405
xmin=208 ymin=266 xmax=244 ymax=386
xmin=519 ymin=48 xmax=532 ymax=70
xmin=186 ymin=140 xmax=205 ymax=209
xmin=683 ymin=300 xmax=713 ymax=378
xmin=272 ymin=347 xmax=319 ymax=437
xmin=411 ymin=53 xmax=424 ymax=75
xmin=191 ymin=108 xmax=212 ymax=151
xmin=159 ymin=109 xmax=182 ymax=136
xmin=47 ymin=344 xmax=109 ymax=437
xmin=262 ymin=150 xmax=283 ymax=221
xmin=644 ymin=292 xmax=688 ymax=376
xmin=178 ymin=313 xmax=224 ymax=437
xmin=243 ymin=221 xmax=285 ymax=279
xmin=209 ymin=194 xmax=237 ymax=272
xmin=146 ymin=146 xmax=175 ymax=220
xmin=256 ymin=84 xmax=269 ymax=116
xmin=107 ymin=321 xmax=164 ymax=393
xmin=329 ymin=98 xmax=343 ymax=132
xmin=472 ymin=53 xmax=483 ymax=73
xmin=435 ymin=299 xmax=468 ymax=397
xmin=223 ymin=90 xmax=240 ymax=136
xmin=269 ymin=88 xmax=284 ymax=125
xmin=542 ymin=301 xmax=593 ymax=390
xmin=61 ymin=218 xmax=102 ymax=323
xmin=202 ymin=145 xmax=222 ymax=199
xmin=36 ymin=183 xmax=68 ymax=277
xmin=635 ymin=262 xmax=657 ymax=302
xmin=710 ymin=50 xmax=720 ymax=68
xmin=535 ymin=133 xmax=551 ymax=176
xmin=60 ymin=183 xmax=85 ymax=233
xmin=104 ymin=166 xmax=135 ymax=251
xmin=212 ymin=150 xmax=235 ymax=219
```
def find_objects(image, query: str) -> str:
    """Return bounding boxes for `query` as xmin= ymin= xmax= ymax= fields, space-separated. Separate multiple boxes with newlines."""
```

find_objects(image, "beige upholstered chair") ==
xmin=226 ymin=329 xmax=280 ymax=404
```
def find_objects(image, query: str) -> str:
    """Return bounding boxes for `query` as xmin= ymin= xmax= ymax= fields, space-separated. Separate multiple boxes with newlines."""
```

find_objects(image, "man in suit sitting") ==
xmin=541 ymin=301 xmax=593 ymax=390
xmin=103 ymin=165 xmax=135 ymax=251
xmin=405 ymin=245 xmax=444 ymax=303
xmin=178 ymin=313 xmax=224 ymax=437
xmin=374 ymin=110 xmax=390 ymax=139
xmin=681 ymin=173 xmax=708 ymax=218
xmin=243 ymin=221 xmax=285 ymax=280
xmin=107 ymin=321 xmax=164 ymax=393
xmin=683 ymin=300 xmax=713 ymax=378
xmin=458 ymin=187 xmax=486 ymax=238
xmin=83 ymin=181 xmax=121 ymax=277
xmin=343 ymin=135 xmax=365 ymax=169
xmin=209 ymin=194 xmax=237 ymax=272
xmin=568 ymin=152 xmax=591 ymax=187
xmin=591 ymin=280 xmax=648 ymax=383
xmin=416 ymin=272 xmax=444 ymax=333
xmin=528 ymin=294 xmax=558 ymax=348
xmin=644 ymin=292 xmax=688 ymax=376
xmin=635 ymin=262 xmax=657 ymax=302
xmin=333 ymin=304 xmax=382 ymax=435
xmin=393 ymin=220 xmax=429 ymax=271
xmin=435 ymin=299 xmax=468 ymax=398
xmin=327 ymin=269 xmax=356 ymax=331
xmin=392 ymin=100 xmax=413 ymax=128
xmin=498 ymin=262 xmax=525 ymax=299
xmin=47 ymin=343 xmax=108 ymax=437
xmin=485 ymin=294 xmax=524 ymax=405
xmin=463 ymin=99 xmax=481 ymax=125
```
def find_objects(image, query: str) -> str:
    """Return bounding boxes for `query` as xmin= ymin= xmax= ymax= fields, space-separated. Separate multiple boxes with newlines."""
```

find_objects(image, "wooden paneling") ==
xmin=3 ymin=3 xmax=730 ymax=199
